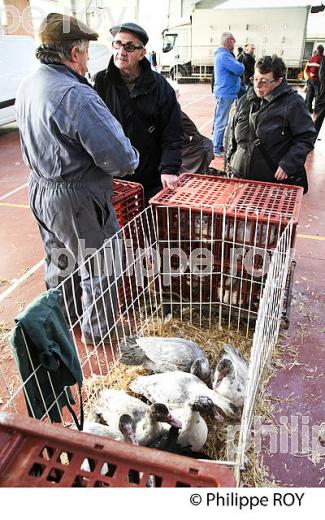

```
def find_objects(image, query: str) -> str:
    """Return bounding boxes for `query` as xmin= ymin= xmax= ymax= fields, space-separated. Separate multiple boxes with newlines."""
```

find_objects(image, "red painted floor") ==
xmin=261 ymin=138 xmax=325 ymax=487
xmin=0 ymin=84 xmax=324 ymax=486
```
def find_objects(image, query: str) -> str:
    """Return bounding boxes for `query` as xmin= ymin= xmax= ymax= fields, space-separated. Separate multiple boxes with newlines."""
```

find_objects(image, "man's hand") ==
xmin=161 ymin=174 xmax=179 ymax=190
xmin=274 ymin=166 xmax=288 ymax=181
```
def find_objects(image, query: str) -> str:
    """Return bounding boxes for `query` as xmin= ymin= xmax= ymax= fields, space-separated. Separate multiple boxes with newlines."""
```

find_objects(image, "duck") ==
xmin=120 ymin=336 xmax=210 ymax=382
xmin=79 ymin=414 xmax=138 ymax=474
xmin=152 ymin=395 xmax=220 ymax=451
xmin=210 ymin=344 xmax=249 ymax=407
xmin=94 ymin=389 xmax=182 ymax=446
xmin=82 ymin=414 xmax=138 ymax=444
xmin=150 ymin=425 xmax=214 ymax=460
xmin=130 ymin=371 xmax=240 ymax=419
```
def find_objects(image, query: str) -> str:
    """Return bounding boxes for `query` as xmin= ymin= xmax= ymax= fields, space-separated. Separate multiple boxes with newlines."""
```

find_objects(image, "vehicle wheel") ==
xmin=171 ymin=65 xmax=188 ymax=82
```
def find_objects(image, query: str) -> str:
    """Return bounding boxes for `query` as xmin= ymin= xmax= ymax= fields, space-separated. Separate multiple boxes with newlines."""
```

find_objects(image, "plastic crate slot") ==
xmin=57 ymin=451 xmax=73 ymax=465
xmin=149 ymin=475 xmax=162 ymax=487
xmin=100 ymin=462 xmax=117 ymax=477
xmin=39 ymin=446 xmax=55 ymax=460
xmin=28 ymin=462 xmax=46 ymax=477
xmin=175 ymin=481 xmax=191 ymax=487
xmin=128 ymin=468 xmax=141 ymax=484
xmin=81 ymin=457 xmax=97 ymax=472
xmin=94 ymin=480 xmax=110 ymax=487
xmin=72 ymin=475 xmax=91 ymax=487
xmin=47 ymin=467 xmax=64 ymax=484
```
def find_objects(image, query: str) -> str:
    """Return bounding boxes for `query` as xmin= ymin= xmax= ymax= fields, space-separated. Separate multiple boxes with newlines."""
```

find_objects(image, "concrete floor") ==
xmin=0 ymin=83 xmax=324 ymax=486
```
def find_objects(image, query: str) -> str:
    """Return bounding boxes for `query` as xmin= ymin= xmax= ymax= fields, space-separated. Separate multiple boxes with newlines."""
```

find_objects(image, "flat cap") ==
xmin=39 ymin=13 xmax=99 ymax=44
xmin=110 ymin=22 xmax=149 ymax=45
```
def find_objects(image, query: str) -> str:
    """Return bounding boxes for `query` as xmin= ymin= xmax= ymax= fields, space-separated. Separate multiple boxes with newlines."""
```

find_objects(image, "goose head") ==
xmin=211 ymin=358 xmax=234 ymax=390
xmin=210 ymin=344 xmax=248 ymax=409
xmin=191 ymin=395 xmax=224 ymax=422
xmin=211 ymin=344 xmax=248 ymax=389
xmin=119 ymin=414 xmax=139 ymax=445
xmin=190 ymin=357 xmax=211 ymax=383
xmin=149 ymin=403 xmax=182 ymax=429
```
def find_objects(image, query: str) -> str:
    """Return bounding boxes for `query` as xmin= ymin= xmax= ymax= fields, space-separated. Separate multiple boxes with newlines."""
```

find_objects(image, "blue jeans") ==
xmin=212 ymin=97 xmax=234 ymax=155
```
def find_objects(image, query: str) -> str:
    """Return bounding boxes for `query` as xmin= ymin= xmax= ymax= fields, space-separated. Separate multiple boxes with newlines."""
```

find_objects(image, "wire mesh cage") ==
xmin=0 ymin=186 xmax=297 ymax=486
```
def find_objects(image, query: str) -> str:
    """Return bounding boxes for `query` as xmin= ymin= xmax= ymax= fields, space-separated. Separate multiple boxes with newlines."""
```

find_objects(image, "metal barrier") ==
xmin=0 ymin=200 xmax=294 ymax=484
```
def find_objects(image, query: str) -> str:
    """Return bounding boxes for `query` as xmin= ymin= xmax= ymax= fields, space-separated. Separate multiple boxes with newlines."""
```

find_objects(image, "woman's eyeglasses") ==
xmin=112 ymin=40 xmax=144 ymax=53
xmin=250 ymin=76 xmax=280 ymax=86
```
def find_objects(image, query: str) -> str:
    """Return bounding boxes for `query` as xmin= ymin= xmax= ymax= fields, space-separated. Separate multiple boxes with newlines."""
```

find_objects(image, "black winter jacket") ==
xmin=94 ymin=57 xmax=183 ymax=191
xmin=227 ymin=81 xmax=316 ymax=193
xmin=316 ymin=57 xmax=325 ymax=109
xmin=238 ymin=52 xmax=255 ymax=85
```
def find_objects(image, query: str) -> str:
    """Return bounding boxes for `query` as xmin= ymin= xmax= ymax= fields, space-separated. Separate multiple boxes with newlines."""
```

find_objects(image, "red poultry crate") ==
xmin=112 ymin=180 xmax=145 ymax=312
xmin=150 ymin=173 xmax=303 ymax=315
xmin=0 ymin=413 xmax=235 ymax=488
xmin=112 ymin=179 xmax=144 ymax=228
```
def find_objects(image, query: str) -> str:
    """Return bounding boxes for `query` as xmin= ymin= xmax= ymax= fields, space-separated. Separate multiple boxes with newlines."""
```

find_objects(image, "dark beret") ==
xmin=110 ymin=22 xmax=149 ymax=45
xmin=39 ymin=13 xmax=99 ymax=44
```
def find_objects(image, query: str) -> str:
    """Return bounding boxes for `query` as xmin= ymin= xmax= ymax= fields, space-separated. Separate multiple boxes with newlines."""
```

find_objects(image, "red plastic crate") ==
xmin=150 ymin=173 xmax=302 ymax=224
xmin=112 ymin=179 xmax=144 ymax=228
xmin=0 ymin=413 xmax=235 ymax=488
xmin=112 ymin=180 xmax=145 ymax=310
xmin=150 ymin=174 xmax=303 ymax=312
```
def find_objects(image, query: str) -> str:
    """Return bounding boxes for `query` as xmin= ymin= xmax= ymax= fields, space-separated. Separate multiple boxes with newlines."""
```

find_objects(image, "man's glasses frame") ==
xmin=250 ymin=76 xmax=282 ymax=86
xmin=112 ymin=40 xmax=144 ymax=53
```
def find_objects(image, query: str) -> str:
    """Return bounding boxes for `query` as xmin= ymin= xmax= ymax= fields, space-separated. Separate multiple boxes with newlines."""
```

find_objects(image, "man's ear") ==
xmin=139 ymin=47 xmax=146 ymax=61
xmin=70 ymin=46 xmax=79 ymax=63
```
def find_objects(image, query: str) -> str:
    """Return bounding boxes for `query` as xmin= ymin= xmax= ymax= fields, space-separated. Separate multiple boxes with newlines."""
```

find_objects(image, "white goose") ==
xmin=130 ymin=371 xmax=240 ymax=419
xmin=94 ymin=389 xmax=182 ymax=446
xmin=120 ymin=336 xmax=210 ymax=382
xmin=81 ymin=414 xmax=138 ymax=444
xmin=211 ymin=344 xmax=249 ymax=407
xmin=169 ymin=395 xmax=221 ymax=451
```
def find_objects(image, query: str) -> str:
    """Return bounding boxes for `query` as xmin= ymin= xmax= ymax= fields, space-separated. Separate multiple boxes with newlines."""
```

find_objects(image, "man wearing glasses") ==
xmin=95 ymin=22 xmax=183 ymax=203
xmin=226 ymin=55 xmax=316 ymax=193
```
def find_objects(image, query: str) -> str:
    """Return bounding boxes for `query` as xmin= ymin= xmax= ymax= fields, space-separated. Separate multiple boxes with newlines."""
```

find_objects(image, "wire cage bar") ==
xmin=0 ymin=197 xmax=295 ymax=486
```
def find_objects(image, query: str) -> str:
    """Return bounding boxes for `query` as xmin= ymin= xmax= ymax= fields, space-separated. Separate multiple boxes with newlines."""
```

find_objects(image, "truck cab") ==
xmin=161 ymin=24 xmax=192 ymax=79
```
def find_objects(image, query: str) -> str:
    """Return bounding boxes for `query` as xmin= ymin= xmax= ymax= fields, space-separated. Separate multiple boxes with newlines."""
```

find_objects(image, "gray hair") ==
xmin=221 ymin=32 xmax=234 ymax=45
xmin=35 ymin=39 xmax=88 ymax=64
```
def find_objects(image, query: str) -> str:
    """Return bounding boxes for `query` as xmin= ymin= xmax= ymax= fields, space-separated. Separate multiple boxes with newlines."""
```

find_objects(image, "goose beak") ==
xmin=166 ymin=414 xmax=182 ymax=429
xmin=217 ymin=366 xmax=230 ymax=383
xmin=213 ymin=409 xmax=225 ymax=422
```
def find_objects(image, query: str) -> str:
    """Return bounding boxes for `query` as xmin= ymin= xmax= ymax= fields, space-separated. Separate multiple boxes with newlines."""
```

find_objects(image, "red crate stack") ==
xmin=0 ymin=413 xmax=235 ymax=487
xmin=112 ymin=180 xmax=145 ymax=311
xmin=150 ymin=174 xmax=303 ymax=312
xmin=112 ymin=179 xmax=144 ymax=228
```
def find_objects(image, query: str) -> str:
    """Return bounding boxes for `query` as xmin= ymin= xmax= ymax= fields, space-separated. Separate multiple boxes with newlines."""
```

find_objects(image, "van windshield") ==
xmin=163 ymin=34 xmax=177 ymax=53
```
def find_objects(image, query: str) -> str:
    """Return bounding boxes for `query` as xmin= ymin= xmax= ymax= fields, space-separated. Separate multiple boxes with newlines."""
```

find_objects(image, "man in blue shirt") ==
xmin=210 ymin=32 xmax=244 ymax=168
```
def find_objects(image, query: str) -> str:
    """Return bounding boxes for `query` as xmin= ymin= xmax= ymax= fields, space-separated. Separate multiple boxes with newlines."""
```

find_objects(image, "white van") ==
xmin=0 ymin=36 xmax=110 ymax=126
xmin=0 ymin=35 xmax=38 ymax=126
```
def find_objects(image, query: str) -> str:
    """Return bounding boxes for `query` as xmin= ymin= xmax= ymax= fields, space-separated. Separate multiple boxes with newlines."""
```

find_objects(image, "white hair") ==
xmin=221 ymin=32 xmax=233 ymax=45
xmin=35 ymin=39 xmax=88 ymax=64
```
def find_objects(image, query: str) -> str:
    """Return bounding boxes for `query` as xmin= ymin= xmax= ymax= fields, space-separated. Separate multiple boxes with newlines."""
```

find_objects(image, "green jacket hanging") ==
xmin=10 ymin=288 xmax=83 ymax=427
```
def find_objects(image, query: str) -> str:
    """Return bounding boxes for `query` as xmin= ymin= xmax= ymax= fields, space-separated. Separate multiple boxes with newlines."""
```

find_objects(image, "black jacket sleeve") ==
xmin=278 ymin=95 xmax=316 ymax=177
xmin=157 ymin=80 xmax=184 ymax=175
